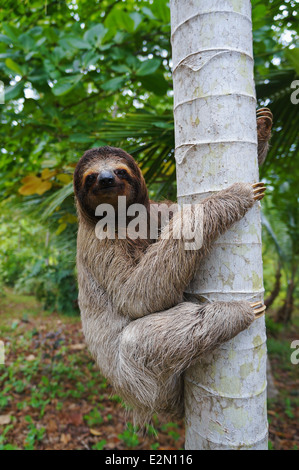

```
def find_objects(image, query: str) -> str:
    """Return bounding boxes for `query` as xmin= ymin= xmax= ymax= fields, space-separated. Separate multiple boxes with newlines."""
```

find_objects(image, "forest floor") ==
xmin=0 ymin=289 xmax=298 ymax=450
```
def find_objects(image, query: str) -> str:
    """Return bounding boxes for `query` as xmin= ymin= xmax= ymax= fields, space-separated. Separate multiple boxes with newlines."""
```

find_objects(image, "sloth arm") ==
xmin=102 ymin=183 xmax=257 ymax=319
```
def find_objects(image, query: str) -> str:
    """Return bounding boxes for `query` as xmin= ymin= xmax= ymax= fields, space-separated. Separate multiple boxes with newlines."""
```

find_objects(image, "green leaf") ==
xmin=18 ymin=33 xmax=35 ymax=52
xmin=0 ymin=34 xmax=11 ymax=44
xmin=125 ymin=54 xmax=140 ymax=69
xmin=52 ymin=75 xmax=82 ymax=96
xmin=82 ymin=50 xmax=101 ymax=68
xmin=83 ymin=24 xmax=108 ymax=47
xmin=41 ymin=183 xmax=74 ymax=220
xmin=153 ymin=121 xmax=173 ymax=129
xmin=252 ymin=5 xmax=267 ymax=22
xmin=150 ymin=0 xmax=170 ymax=23
xmin=51 ymin=47 xmax=66 ymax=64
xmin=105 ymin=7 xmax=135 ymax=34
xmin=5 ymin=81 xmax=24 ymax=100
xmin=110 ymin=64 xmax=131 ymax=73
xmin=101 ymin=76 xmax=126 ymax=91
xmin=31 ymin=136 xmax=49 ymax=156
xmin=139 ymin=73 xmax=169 ymax=96
xmin=5 ymin=58 xmax=24 ymax=76
xmin=28 ymin=71 xmax=48 ymax=84
xmin=69 ymin=134 xmax=93 ymax=143
xmin=136 ymin=58 xmax=161 ymax=77
xmin=36 ymin=37 xmax=46 ymax=48
xmin=65 ymin=37 xmax=92 ymax=50
xmin=2 ymin=23 xmax=20 ymax=42
xmin=0 ymin=52 xmax=17 ymax=59
xmin=285 ymin=48 xmax=299 ymax=75
xmin=142 ymin=7 xmax=157 ymax=20
xmin=110 ymin=47 xmax=128 ymax=61
xmin=129 ymin=12 xmax=143 ymax=31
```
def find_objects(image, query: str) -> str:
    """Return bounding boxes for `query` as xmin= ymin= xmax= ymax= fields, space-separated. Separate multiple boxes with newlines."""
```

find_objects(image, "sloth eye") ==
xmin=85 ymin=173 xmax=97 ymax=187
xmin=115 ymin=169 xmax=127 ymax=177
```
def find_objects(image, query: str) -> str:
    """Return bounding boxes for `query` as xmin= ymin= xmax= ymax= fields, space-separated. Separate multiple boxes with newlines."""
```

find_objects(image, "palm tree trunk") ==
xmin=170 ymin=0 xmax=268 ymax=449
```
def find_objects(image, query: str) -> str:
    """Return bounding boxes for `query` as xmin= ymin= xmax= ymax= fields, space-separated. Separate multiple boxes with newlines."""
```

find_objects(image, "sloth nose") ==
xmin=98 ymin=170 xmax=115 ymax=187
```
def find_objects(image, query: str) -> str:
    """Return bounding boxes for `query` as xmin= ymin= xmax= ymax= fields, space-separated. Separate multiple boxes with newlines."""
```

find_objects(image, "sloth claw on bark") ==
xmin=252 ymin=182 xmax=267 ymax=201
xmin=257 ymin=107 xmax=273 ymax=120
xmin=256 ymin=107 xmax=273 ymax=166
xmin=250 ymin=301 xmax=267 ymax=320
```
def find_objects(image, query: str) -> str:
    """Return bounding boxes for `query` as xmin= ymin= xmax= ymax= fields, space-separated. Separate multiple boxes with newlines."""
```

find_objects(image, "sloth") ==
xmin=74 ymin=108 xmax=272 ymax=426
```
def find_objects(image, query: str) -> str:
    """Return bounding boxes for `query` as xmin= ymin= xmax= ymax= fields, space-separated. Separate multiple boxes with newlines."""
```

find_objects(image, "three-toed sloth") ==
xmin=74 ymin=109 xmax=272 ymax=426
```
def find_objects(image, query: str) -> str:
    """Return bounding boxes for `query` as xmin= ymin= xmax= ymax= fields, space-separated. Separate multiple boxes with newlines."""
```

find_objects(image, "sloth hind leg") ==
xmin=116 ymin=300 xmax=254 ymax=424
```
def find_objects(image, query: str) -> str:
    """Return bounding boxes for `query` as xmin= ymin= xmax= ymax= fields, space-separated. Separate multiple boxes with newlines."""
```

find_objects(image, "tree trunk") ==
xmin=265 ymin=263 xmax=281 ymax=308
xmin=170 ymin=0 xmax=268 ymax=449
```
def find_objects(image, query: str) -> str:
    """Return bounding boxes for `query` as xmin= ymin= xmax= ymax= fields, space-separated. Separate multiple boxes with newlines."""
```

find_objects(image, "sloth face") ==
xmin=74 ymin=146 xmax=149 ymax=222
xmin=83 ymin=159 xmax=134 ymax=206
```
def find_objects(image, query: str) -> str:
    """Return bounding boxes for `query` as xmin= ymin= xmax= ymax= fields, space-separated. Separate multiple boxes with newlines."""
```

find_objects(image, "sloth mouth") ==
xmin=99 ymin=185 xmax=118 ymax=190
xmin=92 ymin=183 xmax=124 ymax=194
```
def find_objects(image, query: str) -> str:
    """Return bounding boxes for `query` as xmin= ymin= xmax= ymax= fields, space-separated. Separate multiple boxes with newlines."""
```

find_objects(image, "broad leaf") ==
xmin=84 ymin=24 xmax=108 ymax=47
xmin=105 ymin=7 xmax=135 ymax=34
xmin=285 ymin=48 xmax=299 ymax=75
xmin=5 ymin=58 xmax=24 ymax=75
xmin=101 ymin=76 xmax=126 ymax=91
xmin=66 ymin=37 xmax=92 ymax=50
xmin=5 ymin=81 xmax=24 ymax=100
xmin=139 ymin=73 xmax=169 ymax=96
xmin=52 ymin=75 xmax=82 ymax=96
xmin=136 ymin=59 xmax=161 ymax=77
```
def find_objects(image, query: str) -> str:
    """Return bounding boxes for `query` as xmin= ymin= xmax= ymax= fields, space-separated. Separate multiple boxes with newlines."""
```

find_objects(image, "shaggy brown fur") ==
xmin=74 ymin=110 xmax=272 ymax=426
xmin=257 ymin=108 xmax=273 ymax=166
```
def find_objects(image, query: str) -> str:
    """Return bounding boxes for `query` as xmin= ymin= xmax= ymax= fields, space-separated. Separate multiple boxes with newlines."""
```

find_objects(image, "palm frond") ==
xmin=40 ymin=183 xmax=74 ymax=220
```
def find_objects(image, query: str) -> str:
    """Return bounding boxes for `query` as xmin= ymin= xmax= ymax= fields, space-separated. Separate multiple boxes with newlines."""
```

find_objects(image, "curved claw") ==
xmin=254 ymin=305 xmax=266 ymax=315
xmin=257 ymin=113 xmax=272 ymax=119
xmin=257 ymin=107 xmax=273 ymax=119
xmin=250 ymin=302 xmax=266 ymax=320
xmin=256 ymin=109 xmax=273 ymax=145
xmin=252 ymin=182 xmax=266 ymax=201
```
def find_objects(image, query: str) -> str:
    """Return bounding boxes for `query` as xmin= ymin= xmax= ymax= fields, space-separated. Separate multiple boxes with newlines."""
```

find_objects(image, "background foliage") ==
xmin=0 ymin=0 xmax=298 ymax=319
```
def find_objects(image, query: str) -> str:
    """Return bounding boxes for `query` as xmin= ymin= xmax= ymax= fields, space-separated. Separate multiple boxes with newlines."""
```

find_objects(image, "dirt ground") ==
xmin=0 ymin=291 xmax=298 ymax=450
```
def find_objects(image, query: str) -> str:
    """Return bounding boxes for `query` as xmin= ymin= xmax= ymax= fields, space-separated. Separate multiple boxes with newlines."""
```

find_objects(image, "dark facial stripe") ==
xmin=84 ymin=173 xmax=98 ymax=189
